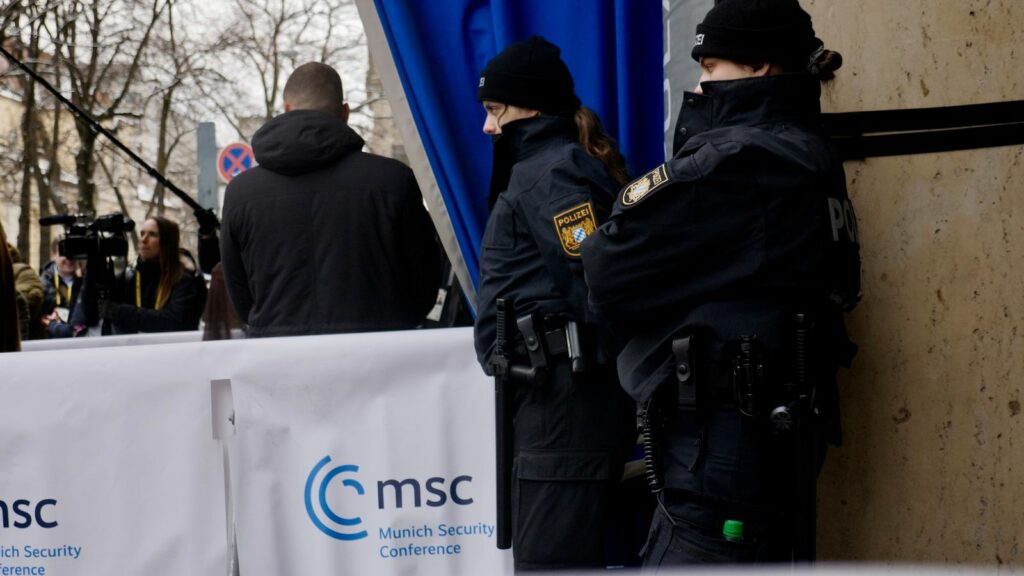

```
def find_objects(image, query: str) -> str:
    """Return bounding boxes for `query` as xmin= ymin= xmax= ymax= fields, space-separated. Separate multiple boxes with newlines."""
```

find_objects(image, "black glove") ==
xmin=194 ymin=208 xmax=220 ymax=236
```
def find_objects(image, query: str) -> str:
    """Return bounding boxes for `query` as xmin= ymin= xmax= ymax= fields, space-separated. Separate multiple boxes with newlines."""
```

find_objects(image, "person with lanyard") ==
xmin=581 ymin=0 xmax=861 ymax=565
xmin=99 ymin=216 xmax=206 ymax=334
xmin=473 ymin=36 xmax=640 ymax=571
xmin=41 ymin=239 xmax=83 ymax=326
xmin=51 ymin=267 xmax=75 ymax=316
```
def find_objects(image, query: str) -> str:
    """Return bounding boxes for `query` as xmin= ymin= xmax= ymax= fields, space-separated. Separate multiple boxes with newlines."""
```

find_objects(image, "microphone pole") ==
xmin=0 ymin=42 xmax=213 ymax=221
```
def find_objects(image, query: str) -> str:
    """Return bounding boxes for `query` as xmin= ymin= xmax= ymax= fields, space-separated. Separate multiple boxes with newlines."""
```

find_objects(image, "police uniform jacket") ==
xmin=473 ymin=116 xmax=617 ymax=370
xmin=474 ymin=114 xmax=634 ymax=570
xmin=581 ymin=74 xmax=860 ymax=434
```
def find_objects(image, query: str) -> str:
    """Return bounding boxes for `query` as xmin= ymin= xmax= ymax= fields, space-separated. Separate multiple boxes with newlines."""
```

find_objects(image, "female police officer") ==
xmin=472 ymin=36 xmax=635 ymax=571
xmin=581 ymin=0 xmax=861 ymax=566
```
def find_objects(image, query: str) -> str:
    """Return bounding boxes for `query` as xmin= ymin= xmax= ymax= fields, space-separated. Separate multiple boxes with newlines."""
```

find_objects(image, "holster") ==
xmin=721 ymin=313 xmax=820 ymax=431
xmin=640 ymin=333 xmax=708 ymax=493
xmin=672 ymin=335 xmax=699 ymax=412
xmin=666 ymin=332 xmax=774 ymax=419
xmin=511 ymin=313 xmax=592 ymax=385
xmin=731 ymin=335 xmax=767 ymax=418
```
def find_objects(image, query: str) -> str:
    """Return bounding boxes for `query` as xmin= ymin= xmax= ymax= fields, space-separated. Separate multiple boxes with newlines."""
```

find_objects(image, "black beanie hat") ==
xmin=477 ymin=35 xmax=581 ymax=116
xmin=691 ymin=0 xmax=823 ymax=69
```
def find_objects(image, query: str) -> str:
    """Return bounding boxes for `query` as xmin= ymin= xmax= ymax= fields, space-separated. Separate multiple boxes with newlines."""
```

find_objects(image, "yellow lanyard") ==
xmin=54 ymin=274 xmax=72 ymax=307
xmin=135 ymin=270 xmax=165 ymax=310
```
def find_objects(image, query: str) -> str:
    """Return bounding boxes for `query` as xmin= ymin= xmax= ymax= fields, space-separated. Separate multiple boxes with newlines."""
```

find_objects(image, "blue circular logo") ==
xmin=304 ymin=456 xmax=368 ymax=540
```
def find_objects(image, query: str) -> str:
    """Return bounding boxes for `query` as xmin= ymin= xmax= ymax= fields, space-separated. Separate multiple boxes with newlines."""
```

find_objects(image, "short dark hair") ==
xmin=283 ymin=62 xmax=345 ymax=117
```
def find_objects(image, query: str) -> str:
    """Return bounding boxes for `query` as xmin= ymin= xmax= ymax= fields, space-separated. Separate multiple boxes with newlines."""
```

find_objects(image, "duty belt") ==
xmin=670 ymin=314 xmax=815 ymax=425
xmin=672 ymin=337 xmax=783 ymax=415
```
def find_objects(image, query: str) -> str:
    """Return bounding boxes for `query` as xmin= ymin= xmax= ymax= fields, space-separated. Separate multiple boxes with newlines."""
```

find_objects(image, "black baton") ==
xmin=493 ymin=299 xmax=514 ymax=550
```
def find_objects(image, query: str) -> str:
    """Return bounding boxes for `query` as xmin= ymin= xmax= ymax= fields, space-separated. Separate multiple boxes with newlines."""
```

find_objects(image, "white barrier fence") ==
xmin=19 ymin=329 xmax=209 ymax=352
xmin=1 ymin=328 xmax=512 ymax=575
xmin=1 ymin=336 xmax=228 ymax=574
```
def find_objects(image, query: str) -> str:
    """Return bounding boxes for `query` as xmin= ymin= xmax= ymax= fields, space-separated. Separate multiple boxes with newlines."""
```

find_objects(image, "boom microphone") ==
xmin=38 ymin=214 xmax=80 ymax=227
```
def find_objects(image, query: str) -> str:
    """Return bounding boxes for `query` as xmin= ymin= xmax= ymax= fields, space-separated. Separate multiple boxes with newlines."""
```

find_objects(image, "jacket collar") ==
xmin=673 ymin=73 xmax=822 ymax=154
xmin=497 ymin=115 xmax=577 ymax=162
xmin=488 ymin=116 xmax=577 ymax=207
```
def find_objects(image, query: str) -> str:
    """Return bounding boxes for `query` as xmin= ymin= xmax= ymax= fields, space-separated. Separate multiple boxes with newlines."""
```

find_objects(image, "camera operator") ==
xmin=99 ymin=216 xmax=206 ymax=334
xmin=40 ymin=240 xmax=84 ymax=329
xmin=43 ymin=260 xmax=89 ymax=339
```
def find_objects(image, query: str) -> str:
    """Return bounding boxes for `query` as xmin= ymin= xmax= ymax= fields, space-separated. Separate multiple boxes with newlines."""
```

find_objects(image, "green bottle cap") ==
xmin=723 ymin=519 xmax=744 ymax=541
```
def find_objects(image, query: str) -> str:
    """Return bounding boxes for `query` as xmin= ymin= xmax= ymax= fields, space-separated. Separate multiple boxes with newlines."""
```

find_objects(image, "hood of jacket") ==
xmin=252 ymin=109 xmax=365 ymax=176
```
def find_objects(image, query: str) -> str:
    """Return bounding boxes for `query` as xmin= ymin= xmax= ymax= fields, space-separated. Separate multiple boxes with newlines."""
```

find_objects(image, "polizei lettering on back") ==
xmin=828 ymin=197 xmax=858 ymax=243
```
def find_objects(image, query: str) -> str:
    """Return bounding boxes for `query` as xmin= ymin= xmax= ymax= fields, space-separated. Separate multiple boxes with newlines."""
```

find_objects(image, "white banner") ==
xmin=1 ymin=328 xmax=510 ymax=575
xmin=0 ymin=342 xmax=228 ymax=575
xmin=227 ymin=328 xmax=512 ymax=575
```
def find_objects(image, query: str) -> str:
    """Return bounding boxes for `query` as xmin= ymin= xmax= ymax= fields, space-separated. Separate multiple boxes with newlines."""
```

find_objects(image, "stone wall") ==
xmin=804 ymin=0 xmax=1024 ymax=564
xmin=663 ymin=0 xmax=1023 ymax=564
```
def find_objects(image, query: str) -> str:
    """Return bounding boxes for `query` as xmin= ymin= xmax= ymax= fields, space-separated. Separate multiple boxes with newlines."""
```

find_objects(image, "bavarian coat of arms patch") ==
xmin=553 ymin=201 xmax=598 ymax=257
xmin=621 ymin=164 xmax=671 ymax=207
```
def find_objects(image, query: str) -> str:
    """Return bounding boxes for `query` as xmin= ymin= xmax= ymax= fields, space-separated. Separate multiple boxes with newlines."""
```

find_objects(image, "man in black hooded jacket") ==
xmin=221 ymin=62 xmax=440 ymax=337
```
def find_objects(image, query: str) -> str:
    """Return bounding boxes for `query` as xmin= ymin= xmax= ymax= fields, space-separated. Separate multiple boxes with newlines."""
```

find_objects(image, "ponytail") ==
xmin=808 ymin=48 xmax=843 ymax=82
xmin=764 ymin=46 xmax=842 ymax=82
xmin=574 ymin=107 xmax=630 ymax=188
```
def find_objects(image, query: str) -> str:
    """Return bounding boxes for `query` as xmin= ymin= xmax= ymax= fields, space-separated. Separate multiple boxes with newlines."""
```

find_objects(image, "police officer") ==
xmin=581 ymin=0 xmax=861 ymax=565
xmin=472 ymin=36 xmax=635 ymax=571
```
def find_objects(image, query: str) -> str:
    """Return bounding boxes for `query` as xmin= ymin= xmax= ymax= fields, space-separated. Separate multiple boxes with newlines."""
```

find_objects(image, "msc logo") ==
xmin=305 ymin=456 xmax=368 ymax=541
xmin=0 ymin=499 xmax=58 ymax=529
xmin=305 ymin=456 xmax=476 ymax=541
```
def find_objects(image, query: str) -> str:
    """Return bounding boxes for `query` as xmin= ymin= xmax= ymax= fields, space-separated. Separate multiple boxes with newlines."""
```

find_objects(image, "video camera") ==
xmin=39 ymin=213 xmax=135 ymax=333
xmin=39 ymin=213 xmax=135 ymax=261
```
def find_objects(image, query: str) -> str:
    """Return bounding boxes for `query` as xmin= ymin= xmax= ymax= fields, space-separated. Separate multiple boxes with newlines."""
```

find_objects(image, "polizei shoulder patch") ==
xmin=553 ymin=201 xmax=598 ymax=257
xmin=621 ymin=164 xmax=671 ymax=207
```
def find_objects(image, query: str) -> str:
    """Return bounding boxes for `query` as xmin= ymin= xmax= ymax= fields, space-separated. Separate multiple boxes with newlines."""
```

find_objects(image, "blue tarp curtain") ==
xmin=372 ymin=0 xmax=664 ymax=289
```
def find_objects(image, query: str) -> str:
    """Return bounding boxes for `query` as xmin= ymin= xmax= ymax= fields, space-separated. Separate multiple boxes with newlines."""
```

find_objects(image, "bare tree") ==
xmin=0 ymin=0 xmax=172 ymax=265
xmin=201 ymin=0 xmax=371 ymax=140
xmin=139 ymin=0 xmax=205 ymax=216
xmin=0 ymin=5 xmax=20 ymax=207
xmin=16 ymin=41 xmax=38 ymax=258
xmin=1 ymin=0 xmax=380 ymax=266
xmin=0 ymin=0 xmax=67 ymax=263
xmin=56 ymin=0 xmax=170 ymax=215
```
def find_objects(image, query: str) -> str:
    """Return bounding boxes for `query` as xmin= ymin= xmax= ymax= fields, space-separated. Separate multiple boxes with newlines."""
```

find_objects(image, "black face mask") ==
xmin=487 ymin=131 xmax=514 ymax=210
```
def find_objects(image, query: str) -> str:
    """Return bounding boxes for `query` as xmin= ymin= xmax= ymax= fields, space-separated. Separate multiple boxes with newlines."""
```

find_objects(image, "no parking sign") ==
xmin=218 ymin=142 xmax=255 ymax=183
